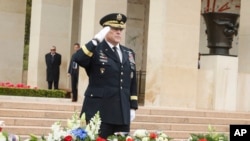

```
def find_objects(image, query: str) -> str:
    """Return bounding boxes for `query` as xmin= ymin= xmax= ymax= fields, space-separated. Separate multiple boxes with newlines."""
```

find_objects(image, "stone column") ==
xmin=0 ymin=0 xmax=26 ymax=84
xmin=77 ymin=0 xmax=127 ymax=102
xmin=237 ymin=0 xmax=250 ymax=111
xmin=144 ymin=0 xmax=200 ymax=108
xmin=27 ymin=0 xmax=73 ymax=89
xmin=198 ymin=56 xmax=238 ymax=111
xmin=67 ymin=0 xmax=82 ymax=90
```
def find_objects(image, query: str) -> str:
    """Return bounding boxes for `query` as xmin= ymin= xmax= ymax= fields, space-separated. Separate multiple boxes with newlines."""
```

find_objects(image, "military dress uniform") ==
xmin=73 ymin=13 xmax=138 ymax=138
xmin=68 ymin=54 xmax=79 ymax=101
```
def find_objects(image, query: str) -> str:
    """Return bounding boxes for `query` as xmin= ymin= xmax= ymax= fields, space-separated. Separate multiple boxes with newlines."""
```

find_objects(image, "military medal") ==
xmin=128 ymin=51 xmax=135 ymax=64
xmin=99 ymin=51 xmax=108 ymax=63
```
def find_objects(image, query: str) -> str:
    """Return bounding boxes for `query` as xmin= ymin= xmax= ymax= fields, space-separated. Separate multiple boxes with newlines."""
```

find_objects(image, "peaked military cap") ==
xmin=99 ymin=13 xmax=127 ymax=29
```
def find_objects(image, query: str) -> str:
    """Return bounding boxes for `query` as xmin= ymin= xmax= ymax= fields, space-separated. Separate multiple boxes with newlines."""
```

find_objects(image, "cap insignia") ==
xmin=116 ymin=14 xmax=122 ymax=21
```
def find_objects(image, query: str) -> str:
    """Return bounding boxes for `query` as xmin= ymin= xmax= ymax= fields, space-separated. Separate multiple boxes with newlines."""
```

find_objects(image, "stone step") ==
xmin=0 ymin=97 xmax=79 ymax=111
xmin=1 ymin=114 xmax=250 ymax=127
xmin=137 ymin=107 xmax=250 ymax=119
xmin=2 ymin=99 xmax=250 ymax=119
xmin=0 ymin=109 xmax=75 ymax=119
xmin=0 ymin=116 xmax=229 ymax=131
xmin=135 ymin=115 xmax=250 ymax=125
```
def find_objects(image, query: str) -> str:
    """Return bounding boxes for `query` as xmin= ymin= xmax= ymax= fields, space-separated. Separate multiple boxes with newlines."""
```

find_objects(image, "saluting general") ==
xmin=73 ymin=13 xmax=138 ymax=139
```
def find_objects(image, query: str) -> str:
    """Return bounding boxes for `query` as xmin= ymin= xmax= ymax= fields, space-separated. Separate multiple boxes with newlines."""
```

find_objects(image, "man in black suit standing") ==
xmin=45 ymin=46 xmax=61 ymax=89
xmin=73 ymin=13 xmax=138 ymax=139
xmin=68 ymin=43 xmax=80 ymax=102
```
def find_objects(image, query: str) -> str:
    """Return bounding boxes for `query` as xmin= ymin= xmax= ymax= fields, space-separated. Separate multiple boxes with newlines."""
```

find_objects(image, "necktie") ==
xmin=113 ymin=47 xmax=121 ymax=62
xmin=51 ymin=55 xmax=54 ymax=63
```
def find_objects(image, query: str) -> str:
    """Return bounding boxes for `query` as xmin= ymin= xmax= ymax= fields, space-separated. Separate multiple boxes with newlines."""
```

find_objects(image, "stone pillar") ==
xmin=198 ymin=55 xmax=238 ymax=111
xmin=27 ymin=0 xmax=73 ymax=89
xmin=0 ymin=0 xmax=26 ymax=83
xmin=144 ymin=0 xmax=200 ymax=108
xmin=67 ymin=0 xmax=82 ymax=90
xmin=77 ymin=0 xmax=127 ymax=102
xmin=237 ymin=0 xmax=250 ymax=111
xmin=70 ymin=0 xmax=81 ymax=47
xmin=197 ymin=0 xmax=240 ymax=111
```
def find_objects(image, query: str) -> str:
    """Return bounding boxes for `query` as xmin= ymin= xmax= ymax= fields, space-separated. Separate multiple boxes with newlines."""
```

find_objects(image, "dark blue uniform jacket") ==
xmin=74 ymin=40 xmax=138 ymax=125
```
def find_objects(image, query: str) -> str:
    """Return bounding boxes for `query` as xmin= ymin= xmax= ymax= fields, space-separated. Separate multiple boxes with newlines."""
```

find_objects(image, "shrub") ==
xmin=0 ymin=87 xmax=67 ymax=98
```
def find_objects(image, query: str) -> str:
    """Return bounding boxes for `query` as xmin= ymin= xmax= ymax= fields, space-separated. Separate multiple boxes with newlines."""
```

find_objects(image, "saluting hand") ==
xmin=94 ymin=26 xmax=111 ymax=43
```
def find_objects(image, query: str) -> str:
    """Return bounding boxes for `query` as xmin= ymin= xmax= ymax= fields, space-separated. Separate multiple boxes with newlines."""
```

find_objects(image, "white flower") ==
xmin=133 ymin=129 xmax=149 ymax=138
xmin=47 ymin=121 xmax=68 ymax=141
xmin=67 ymin=119 xmax=80 ymax=130
xmin=157 ymin=132 xmax=169 ymax=141
xmin=112 ymin=138 xmax=118 ymax=141
xmin=85 ymin=111 xmax=101 ymax=140
xmin=141 ymin=137 xmax=149 ymax=141
xmin=0 ymin=121 xmax=5 ymax=128
xmin=0 ymin=133 xmax=6 ymax=141
xmin=187 ymin=136 xmax=192 ymax=141
xmin=67 ymin=112 xmax=82 ymax=129
xmin=51 ymin=121 xmax=61 ymax=131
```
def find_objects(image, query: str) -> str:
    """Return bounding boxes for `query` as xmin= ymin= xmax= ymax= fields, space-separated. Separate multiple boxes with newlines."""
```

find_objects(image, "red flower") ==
xmin=0 ymin=82 xmax=4 ymax=86
xmin=126 ymin=136 xmax=134 ymax=141
xmin=198 ymin=138 xmax=207 ymax=141
xmin=149 ymin=132 xmax=157 ymax=139
xmin=96 ymin=136 xmax=106 ymax=141
xmin=64 ymin=135 xmax=73 ymax=141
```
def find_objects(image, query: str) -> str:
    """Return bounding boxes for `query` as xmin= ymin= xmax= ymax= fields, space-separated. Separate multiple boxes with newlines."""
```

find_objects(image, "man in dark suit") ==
xmin=68 ymin=43 xmax=80 ymax=102
xmin=73 ymin=13 xmax=138 ymax=139
xmin=45 ymin=46 xmax=61 ymax=89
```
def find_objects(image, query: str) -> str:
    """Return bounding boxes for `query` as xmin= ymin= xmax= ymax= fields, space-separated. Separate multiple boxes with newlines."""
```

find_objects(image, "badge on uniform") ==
xmin=100 ymin=68 xmax=105 ymax=74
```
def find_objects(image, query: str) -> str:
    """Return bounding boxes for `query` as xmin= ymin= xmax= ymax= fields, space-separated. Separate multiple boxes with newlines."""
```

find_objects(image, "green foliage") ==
xmin=25 ymin=0 xmax=32 ymax=45
xmin=0 ymin=87 xmax=67 ymax=98
xmin=189 ymin=125 xmax=228 ymax=141
xmin=23 ymin=0 xmax=32 ymax=71
xmin=23 ymin=44 xmax=29 ymax=70
xmin=28 ymin=134 xmax=46 ymax=141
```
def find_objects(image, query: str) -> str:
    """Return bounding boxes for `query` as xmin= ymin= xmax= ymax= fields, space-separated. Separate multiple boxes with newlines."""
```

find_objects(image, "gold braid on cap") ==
xmin=103 ymin=20 xmax=125 ymax=29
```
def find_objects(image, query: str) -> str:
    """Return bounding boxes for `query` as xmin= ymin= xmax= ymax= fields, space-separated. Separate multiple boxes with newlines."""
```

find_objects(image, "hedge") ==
xmin=0 ymin=87 xmax=68 ymax=98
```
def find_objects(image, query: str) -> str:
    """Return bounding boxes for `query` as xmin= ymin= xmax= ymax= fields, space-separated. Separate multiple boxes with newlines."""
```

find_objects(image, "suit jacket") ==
xmin=74 ymin=40 xmax=138 ymax=125
xmin=45 ymin=53 xmax=61 ymax=81
xmin=68 ymin=54 xmax=79 ymax=76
